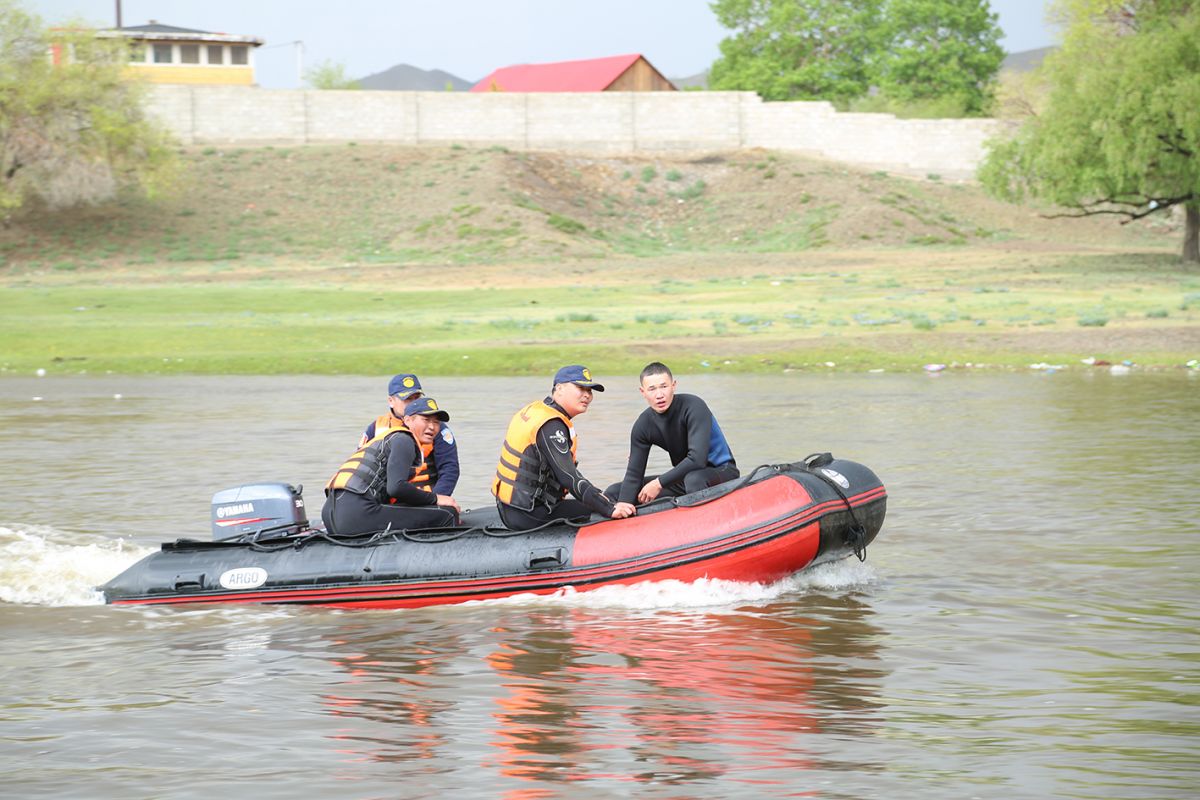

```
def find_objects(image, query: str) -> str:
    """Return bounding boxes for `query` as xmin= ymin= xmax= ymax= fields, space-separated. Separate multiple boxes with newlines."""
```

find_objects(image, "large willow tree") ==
xmin=979 ymin=0 xmax=1200 ymax=263
xmin=0 ymin=1 xmax=174 ymax=218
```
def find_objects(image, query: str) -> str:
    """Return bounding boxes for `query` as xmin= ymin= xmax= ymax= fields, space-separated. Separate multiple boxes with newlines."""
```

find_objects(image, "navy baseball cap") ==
xmin=403 ymin=396 xmax=449 ymax=422
xmin=388 ymin=373 xmax=422 ymax=399
xmin=553 ymin=365 xmax=605 ymax=392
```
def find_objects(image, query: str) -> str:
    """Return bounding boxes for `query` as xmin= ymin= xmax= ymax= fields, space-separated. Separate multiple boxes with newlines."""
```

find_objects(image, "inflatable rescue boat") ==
xmin=100 ymin=455 xmax=886 ymax=609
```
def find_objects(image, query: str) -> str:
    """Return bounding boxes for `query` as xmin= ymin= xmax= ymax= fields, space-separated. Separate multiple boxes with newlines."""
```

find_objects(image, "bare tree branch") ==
xmin=1157 ymin=132 xmax=1194 ymax=158
xmin=1042 ymin=193 xmax=1197 ymax=223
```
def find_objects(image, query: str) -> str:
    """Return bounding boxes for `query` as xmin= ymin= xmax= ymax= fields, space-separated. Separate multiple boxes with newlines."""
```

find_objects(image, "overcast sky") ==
xmin=28 ymin=0 xmax=1059 ymax=89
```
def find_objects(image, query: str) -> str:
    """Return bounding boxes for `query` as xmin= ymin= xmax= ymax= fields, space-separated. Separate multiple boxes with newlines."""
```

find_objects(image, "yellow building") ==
xmin=97 ymin=21 xmax=264 ymax=86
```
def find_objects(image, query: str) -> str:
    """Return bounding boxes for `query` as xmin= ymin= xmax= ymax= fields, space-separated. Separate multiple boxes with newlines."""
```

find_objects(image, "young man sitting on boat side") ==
xmin=493 ymin=365 xmax=637 ymax=531
xmin=611 ymin=361 xmax=739 ymax=505
xmin=359 ymin=372 xmax=461 ymax=495
xmin=323 ymin=397 xmax=462 ymax=535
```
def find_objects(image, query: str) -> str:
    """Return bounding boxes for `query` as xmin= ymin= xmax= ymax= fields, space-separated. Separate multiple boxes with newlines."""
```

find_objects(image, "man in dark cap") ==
xmin=492 ymin=365 xmax=636 ymax=531
xmin=324 ymin=397 xmax=462 ymax=535
xmin=359 ymin=372 xmax=460 ymax=495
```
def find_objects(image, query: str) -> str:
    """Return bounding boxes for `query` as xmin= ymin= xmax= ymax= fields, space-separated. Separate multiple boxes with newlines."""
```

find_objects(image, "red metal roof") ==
xmin=471 ymin=54 xmax=646 ymax=92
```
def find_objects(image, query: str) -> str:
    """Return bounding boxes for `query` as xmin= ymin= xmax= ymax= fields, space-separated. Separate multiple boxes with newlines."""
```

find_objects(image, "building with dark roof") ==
xmin=471 ymin=54 xmax=675 ymax=93
xmin=95 ymin=21 xmax=264 ymax=85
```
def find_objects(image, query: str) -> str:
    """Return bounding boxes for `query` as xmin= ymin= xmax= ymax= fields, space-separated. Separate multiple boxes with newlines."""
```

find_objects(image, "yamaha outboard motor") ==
xmin=210 ymin=483 xmax=308 ymax=541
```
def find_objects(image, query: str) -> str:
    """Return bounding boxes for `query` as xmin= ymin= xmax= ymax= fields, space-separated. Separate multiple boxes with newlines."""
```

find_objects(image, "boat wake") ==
xmin=480 ymin=558 xmax=878 ymax=611
xmin=0 ymin=526 xmax=154 ymax=607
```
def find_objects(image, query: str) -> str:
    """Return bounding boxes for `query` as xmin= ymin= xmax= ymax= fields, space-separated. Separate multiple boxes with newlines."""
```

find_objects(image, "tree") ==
xmin=305 ymin=59 xmax=361 ymax=90
xmin=979 ymin=0 xmax=1200 ymax=263
xmin=876 ymin=0 xmax=1005 ymax=116
xmin=0 ymin=1 xmax=174 ymax=217
xmin=708 ymin=0 xmax=885 ymax=104
xmin=707 ymin=0 xmax=1005 ymax=113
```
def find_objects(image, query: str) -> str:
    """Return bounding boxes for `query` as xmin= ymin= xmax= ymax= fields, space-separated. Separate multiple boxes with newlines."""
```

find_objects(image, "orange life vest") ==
xmin=492 ymin=400 xmax=576 ymax=510
xmin=370 ymin=413 xmax=433 ymax=491
xmin=326 ymin=425 xmax=421 ymax=502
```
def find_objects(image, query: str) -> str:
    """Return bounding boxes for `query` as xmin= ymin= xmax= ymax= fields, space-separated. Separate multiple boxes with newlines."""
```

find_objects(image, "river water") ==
xmin=1 ymin=372 xmax=1196 ymax=799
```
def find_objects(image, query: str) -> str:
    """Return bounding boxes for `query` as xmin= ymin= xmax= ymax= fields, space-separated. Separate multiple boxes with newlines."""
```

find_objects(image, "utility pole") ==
xmin=115 ymin=0 xmax=122 ymax=28
xmin=295 ymin=40 xmax=305 ymax=87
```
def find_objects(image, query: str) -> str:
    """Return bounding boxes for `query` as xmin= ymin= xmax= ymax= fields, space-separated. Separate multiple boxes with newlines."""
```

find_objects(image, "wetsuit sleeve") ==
xmin=431 ymin=424 xmax=460 ymax=495
xmin=535 ymin=420 xmax=615 ymax=517
xmin=656 ymin=400 xmax=712 ymax=489
xmin=618 ymin=417 xmax=653 ymax=504
xmin=386 ymin=436 xmax=436 ymax=506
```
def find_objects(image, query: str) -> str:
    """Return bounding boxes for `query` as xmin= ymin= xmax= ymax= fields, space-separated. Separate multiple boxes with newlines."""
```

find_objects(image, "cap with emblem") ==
xmin=552 ymin=364 xmax=605 ymax=392
xmin=388 ymin=373 xmax=422 ymax=399
xmin=403 ymin=396 xmax=449 ymax=422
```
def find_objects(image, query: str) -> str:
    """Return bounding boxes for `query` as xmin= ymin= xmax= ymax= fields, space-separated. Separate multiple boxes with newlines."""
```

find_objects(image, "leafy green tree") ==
xmin=0 ymin=1 xmax=174 ymax=217
xmin=877 ymin=0 xmax=1005 ymax=116
xmin=979 ymin=0 xmax=1200 ymax=262
xmin=305 ymin=59 xmax=361 ymax=90
xmin=708 ymin=0 xmax=885 ymax=104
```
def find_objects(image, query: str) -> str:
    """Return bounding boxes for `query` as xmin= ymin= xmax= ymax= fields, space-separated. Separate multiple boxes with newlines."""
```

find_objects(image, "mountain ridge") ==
xmin=358 ymin=63 xmax=474 ymax=91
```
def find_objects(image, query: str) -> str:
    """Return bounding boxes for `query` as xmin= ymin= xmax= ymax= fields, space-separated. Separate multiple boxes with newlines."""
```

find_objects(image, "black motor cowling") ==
xmin=210 ymin=483 xmax=308 ymax=540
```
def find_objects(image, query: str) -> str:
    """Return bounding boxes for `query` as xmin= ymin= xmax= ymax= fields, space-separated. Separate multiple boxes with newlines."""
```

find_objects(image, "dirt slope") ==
xmin=0 ymin=144 xmax=1179 ymax=272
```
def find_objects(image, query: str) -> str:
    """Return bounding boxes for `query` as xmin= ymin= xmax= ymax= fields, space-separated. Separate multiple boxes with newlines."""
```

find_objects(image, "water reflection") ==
xmin=3 ymin=373 xmax=1198 ymax=798
xmin=309 ymin=598 xmax=885 ymax=792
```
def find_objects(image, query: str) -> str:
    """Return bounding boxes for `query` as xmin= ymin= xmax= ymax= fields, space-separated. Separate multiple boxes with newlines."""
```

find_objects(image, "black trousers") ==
xmin=322 ymin=489 xmax=458 ymax=535
xmin=607 ymin=462 xmax=740 ymax=502
xmin=497 ymin=499 xmax=594 ymax=532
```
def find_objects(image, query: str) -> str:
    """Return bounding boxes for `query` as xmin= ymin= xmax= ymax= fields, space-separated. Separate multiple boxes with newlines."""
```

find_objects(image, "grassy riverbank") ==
xmin=2 ymin=145 xmax=1196 ymax=376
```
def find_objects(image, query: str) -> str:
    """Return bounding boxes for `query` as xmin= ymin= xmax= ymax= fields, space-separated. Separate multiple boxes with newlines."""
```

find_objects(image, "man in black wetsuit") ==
xmin=323 ymin=397 xmax=462 ymax=535
xmin=492 ymin=365 xmax=637 ymax=531
xmin=615 ymin=362 xmax=739 ymax=505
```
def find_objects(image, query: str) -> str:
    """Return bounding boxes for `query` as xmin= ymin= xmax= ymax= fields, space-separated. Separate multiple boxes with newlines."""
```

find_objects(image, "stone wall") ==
xmin=146 ymin=85 xmax=999 ymax=178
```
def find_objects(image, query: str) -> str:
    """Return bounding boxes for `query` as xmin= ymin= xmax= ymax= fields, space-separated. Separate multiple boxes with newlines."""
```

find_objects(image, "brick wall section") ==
xmin=146 ymin=85 xmax=999 ymax=178
xmin=526 ymin=93 xmax=633 ymax=152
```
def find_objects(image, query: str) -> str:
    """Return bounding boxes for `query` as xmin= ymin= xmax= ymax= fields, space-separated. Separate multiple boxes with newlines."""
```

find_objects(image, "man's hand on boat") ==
xmin=637 ymin=478 xmax=663 ymax=505
xmin=436 ymin=494 xmax=462 ymax=515
xmin=611 ymin=501 xmax=636 ymax=519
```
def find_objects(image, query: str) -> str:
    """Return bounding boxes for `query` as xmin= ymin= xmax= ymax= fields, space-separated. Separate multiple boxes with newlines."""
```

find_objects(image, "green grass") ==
xmin=2 ymin=251 xmax=1194 ymax=376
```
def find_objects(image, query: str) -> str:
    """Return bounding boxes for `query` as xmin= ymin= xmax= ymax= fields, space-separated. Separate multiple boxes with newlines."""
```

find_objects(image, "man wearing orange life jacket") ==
xmin=492 ymin=365 xmax=636 ymax=532
xmin=359 ymin=373 xmax=460 ymax=495
xmin=323 ymin=397 xmax=462 ymax=536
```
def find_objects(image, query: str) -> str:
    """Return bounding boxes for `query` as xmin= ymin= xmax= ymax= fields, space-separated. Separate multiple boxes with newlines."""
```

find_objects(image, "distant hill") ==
xmin=1002 ymin=46 xmax=1057 ymax=73
xmin=358 ymin=63 xmax=474 ymax=91
xmin=670 ymin=71 xmax=709 ymax=90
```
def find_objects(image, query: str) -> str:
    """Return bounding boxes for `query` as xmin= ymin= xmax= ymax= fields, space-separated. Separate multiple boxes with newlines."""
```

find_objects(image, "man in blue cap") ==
xmin=324 ymin=397 xmax=462 ymax=535
xmin=492 ymin=365 xmax=636 ymax=531
xmin=360 ymin=373 xmax=460 ymax=495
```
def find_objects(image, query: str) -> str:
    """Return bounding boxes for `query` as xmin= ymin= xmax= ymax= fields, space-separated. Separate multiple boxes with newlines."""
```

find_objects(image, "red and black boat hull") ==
xmin=101 ymin=459 xmax=886 ymax=609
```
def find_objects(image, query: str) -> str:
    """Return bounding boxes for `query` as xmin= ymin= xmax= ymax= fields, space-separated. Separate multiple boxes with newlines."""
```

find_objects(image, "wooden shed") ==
xmin=471 ymin=54 xmax=676 ymax=93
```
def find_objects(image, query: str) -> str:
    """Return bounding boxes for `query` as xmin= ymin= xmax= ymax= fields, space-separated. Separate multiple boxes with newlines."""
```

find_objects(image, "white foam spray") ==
xmin=480 ymin=558 xmax=877 ymax=611
xmin=0 ymin=526 xmax=155 ymax=607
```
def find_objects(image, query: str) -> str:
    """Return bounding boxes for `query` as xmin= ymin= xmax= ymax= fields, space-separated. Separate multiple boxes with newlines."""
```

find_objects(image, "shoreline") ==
xmin=6 ymin=328 xmax=1198 ymax=379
